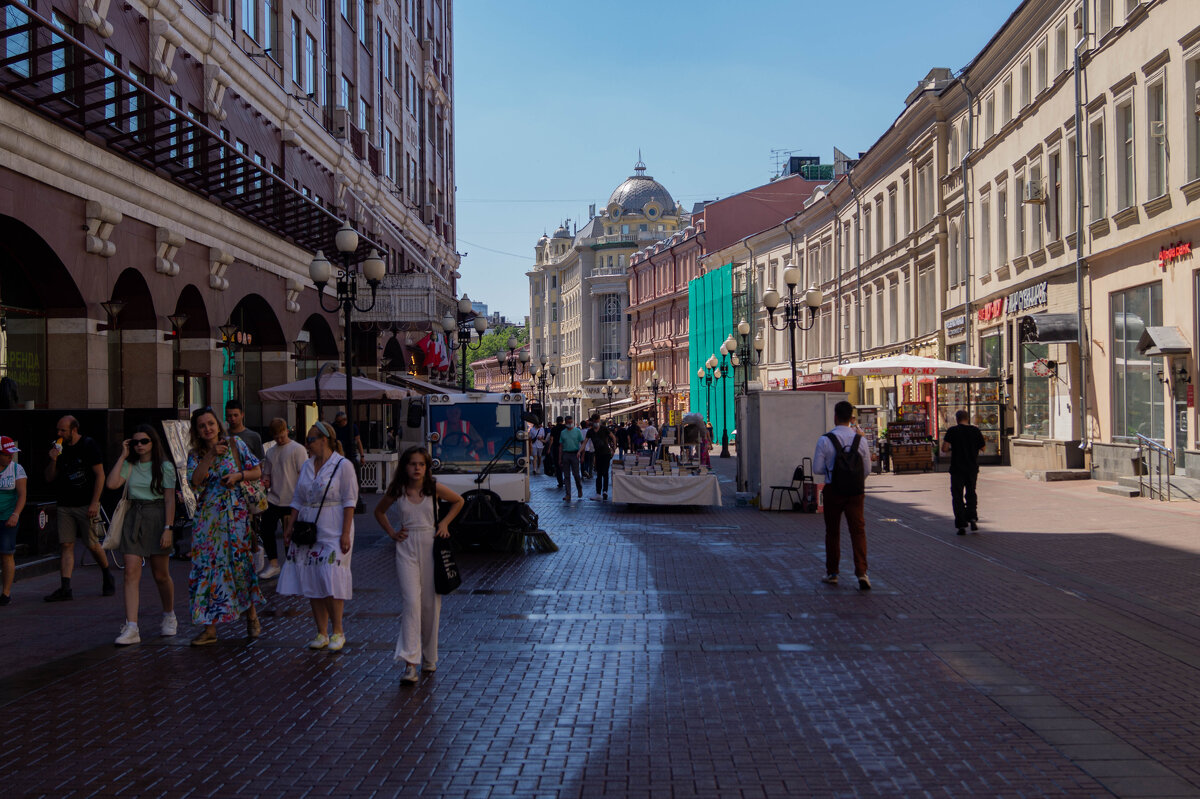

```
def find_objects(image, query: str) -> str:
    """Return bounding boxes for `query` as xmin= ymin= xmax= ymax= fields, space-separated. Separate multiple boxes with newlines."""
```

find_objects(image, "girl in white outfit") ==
xmin=374 ymin=446 xmax=463 ymax=685
xmin=278 ymin=422 xmax=358 ymax=651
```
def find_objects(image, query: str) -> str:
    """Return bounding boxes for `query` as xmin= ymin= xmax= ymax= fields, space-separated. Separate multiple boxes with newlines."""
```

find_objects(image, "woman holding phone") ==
xmin=105 ymin=424 xmax=177 ymax=645
xmin=185 ymin=406 xmax=264 ymax=646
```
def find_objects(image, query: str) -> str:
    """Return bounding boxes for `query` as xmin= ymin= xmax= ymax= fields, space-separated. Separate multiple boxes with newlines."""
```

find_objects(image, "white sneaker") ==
xmin=328 ymin=633 xmax=346 ymax=651
xmin=115 ymin=622 xmax=141 ymax=646
xmin=161 ymin=612 xmax=178 ymax=637
xmin=308 ymin=634 xmax=329 ymax=650
xmin=258 ymin=564 xmax=281 ymax=580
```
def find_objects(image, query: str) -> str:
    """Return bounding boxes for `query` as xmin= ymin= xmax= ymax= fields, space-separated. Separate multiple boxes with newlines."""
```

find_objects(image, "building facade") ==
xmin=0 ymin=0 xmax=458 ymax=427
xmin=527 ymin=161 xmax=681 ymax=421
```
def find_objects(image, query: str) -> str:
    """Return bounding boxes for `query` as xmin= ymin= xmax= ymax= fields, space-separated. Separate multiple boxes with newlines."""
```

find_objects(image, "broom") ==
xmin=525 ymin=528 xmax=558 ymax=553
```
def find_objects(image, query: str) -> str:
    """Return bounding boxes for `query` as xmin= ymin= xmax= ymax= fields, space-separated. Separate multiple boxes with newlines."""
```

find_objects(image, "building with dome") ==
xmin=527 ymin=161 xmax=685 ymax=421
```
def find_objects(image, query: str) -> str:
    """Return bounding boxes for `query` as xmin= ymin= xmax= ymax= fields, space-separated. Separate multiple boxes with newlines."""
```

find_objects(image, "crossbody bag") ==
xmin=292 ymin=459 xmax=343 ymax=547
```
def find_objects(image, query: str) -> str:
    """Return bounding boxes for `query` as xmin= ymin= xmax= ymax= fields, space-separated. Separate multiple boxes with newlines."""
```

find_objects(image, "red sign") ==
xmin=977 ymin=298 xmax=1004 ymax=323
xmin=1189 ymin=384 xmax=1195 ymax=409
xmin=1159 ymin=241 xmax=1192 ymax=269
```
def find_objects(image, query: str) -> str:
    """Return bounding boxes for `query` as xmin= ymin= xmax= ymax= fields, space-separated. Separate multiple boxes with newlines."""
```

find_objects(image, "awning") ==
xmin=1137 ymin=326 xmax=1191 ymax=357
xmin=609 ymin=399 xmax=655 ymax=418
xmin=1020 ymin=313 xmax=1080 ymax=344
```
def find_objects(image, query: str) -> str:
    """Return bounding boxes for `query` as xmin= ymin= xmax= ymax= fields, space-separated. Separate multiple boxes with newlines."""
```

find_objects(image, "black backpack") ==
xmin=826 ymin=432 xmax=866 ymax=496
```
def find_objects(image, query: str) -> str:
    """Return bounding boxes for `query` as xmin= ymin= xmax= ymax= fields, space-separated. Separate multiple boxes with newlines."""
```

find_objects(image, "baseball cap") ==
xmin=0 ymin=436 xmax=18 ymax=454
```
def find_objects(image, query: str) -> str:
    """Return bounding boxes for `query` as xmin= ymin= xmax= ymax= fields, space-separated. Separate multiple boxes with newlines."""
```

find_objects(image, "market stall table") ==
xmin=610 ymin=471 xmax=722 ymax=507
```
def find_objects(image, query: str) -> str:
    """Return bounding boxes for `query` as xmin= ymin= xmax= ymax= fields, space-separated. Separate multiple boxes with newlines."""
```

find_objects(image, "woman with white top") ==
xmin=278 ymin=421 xmax=358 ymax=651
xmin=106 ymin=424 xmax=177 ymax=645
xmin=374 ymin=446 xmax=464 ymax=685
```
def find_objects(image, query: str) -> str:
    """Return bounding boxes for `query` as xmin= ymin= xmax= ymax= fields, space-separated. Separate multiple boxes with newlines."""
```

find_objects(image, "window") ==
xmin=1090 ymin=117 xmax=1106 ymax=220
xmin=862 ymin=206 xmax=871 ymax=260
xmin=948 ymin=222 xmax=960 ymax=285
xmin=863 ymin=289 xmax=873 ymax=349
xmin=50 ymin=12 xmax=74 ymax=96
xmin=888 ymin=189 xmax=897 ymax=246
xmin=340 ymin=0 xmax=350 ymax=22
xmin=1147 ymin=80 xmax=1167 ymax=199
xmin=985 ymin=95 xmax=995 ymax=139
xmin=902 ymin=175 xmax=911 ymax=234
xmin=1066 ymin=137 xmax=1078 ymax=232
xmin=358 ymin=97 xmax=370 ymax=134
xmin=1111 ymin=282 xmax=1164 ymax=442
xmin=167 ymin=93 xmax=182 ymax=161
xmin=103 ymin=48 xmax=119 ymax=125
xmin=1098 ymin=0 xmax=1113 ymax=37
xmin=888 ymin=281 xmax=899 ymax=343
xmin=129 ymin=66 xmax=147 ymax=138
xmin=1055 ymin=20 xmax=1069 ymax=75
xmin=5 ymin=5 xmax=31 ymax=78
xmin=979 ymin=196 xmax=991 ymax=273
xmin=339 ymin=75 xmax=351 ymax=109
xmin=242 ymin=0 xmax=260 ymax=42
xmin=1191 ymin=59 xmax=1200 ymax=181
xmin=1020 ymin=56 xmax=1031 ymax=108
xmin=1020 ymin=342 xmax=1051 ymax=437
xmin=1116 ymin=100 xmax=1134 ymax=211
xmin=291 ymin=16 xmax=302 ymax=85
xmin=1030 ymin=163 xmax=1043 ymax=250
xmin=264 ymin=0 xmax=277 ymax=56
xmin=1014 ymin=172 xmax=1026 ymax=257
xmin=304 ymin=33 xmax=316 ymax=93
xmin=1049 ymin=152 xmax=1062 ymax=241
xmin=997 ymin=186 xmax=1008 ymax=265
xmin=358 ymin=0 xmax=369 ymax=47
xmin=917 ymin=268 xmax=935 ymax=334
xmin=1036 ymin=38 xmax=1048 ymax=94
xmin=874 ymin=197 xmax=884 ymax=253
xmin=1001 ymin=77 xmax=1013 ymax=126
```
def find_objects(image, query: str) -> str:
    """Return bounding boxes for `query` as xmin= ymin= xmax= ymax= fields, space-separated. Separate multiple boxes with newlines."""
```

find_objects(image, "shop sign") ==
xmin=1159 ymin=240 xmax=1192 ymax=269
xmin=977 ymin=299 xmax=1004 ymax=323
xmin=1189 ymin=384 xmax=1195 ymax=409
xmin=976 ymin=281 xmax=1049 ymax=323
xmin=944 ymin=315 xmax=966 ymax=336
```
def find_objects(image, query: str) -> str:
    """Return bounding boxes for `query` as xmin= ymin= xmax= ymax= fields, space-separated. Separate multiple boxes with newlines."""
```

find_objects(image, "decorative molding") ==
xmin=1181 ymin=177 xmax=1200 ymax=203
xmin=1088 ymin=217 xmax=1111 ymax=240
xmin=78 ymin=0 xmax=113 ymax=38
xmin=1143 ymin=194 xmax=1172 ymax=218
xmin=285 ymin=278 xmax=303 ymax=313
xmin=155 ymin=226 xmax=184 ymax=276
xmin=209 ymin=247 xmax=233 ymax=291
xmin=1112 ymin=205 xmax=1140 ymax=230
xmin=84 ymin=200 xmax=121 ymax=257
xmin=146 ymin=0 xmax=183 ymax=86
xmin=203 ymin=64 xmax=230 ymax=122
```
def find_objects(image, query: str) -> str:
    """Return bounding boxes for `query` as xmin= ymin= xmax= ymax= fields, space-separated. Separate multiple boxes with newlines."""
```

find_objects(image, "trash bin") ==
xmin=18 ymin=500 xmax=57 ymax=555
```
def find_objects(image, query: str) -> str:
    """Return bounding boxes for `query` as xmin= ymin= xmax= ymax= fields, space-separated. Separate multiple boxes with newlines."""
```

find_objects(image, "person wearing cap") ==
xmin=0 ymin=436 xmax=27 ymax=605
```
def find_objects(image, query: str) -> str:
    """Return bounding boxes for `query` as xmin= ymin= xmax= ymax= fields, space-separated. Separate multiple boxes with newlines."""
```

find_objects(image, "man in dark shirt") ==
xmin=225 ymin=399 xmax=264 ymax=460
xmin=941 ymin=409 xmax=987 ymax=535
xmin=44 ymin=416 xmax=111 ymax=601
xmin=333 ymin=411 xmax=365 ymax=512
xmin=546 ymin=417 xmax=566 ymax=487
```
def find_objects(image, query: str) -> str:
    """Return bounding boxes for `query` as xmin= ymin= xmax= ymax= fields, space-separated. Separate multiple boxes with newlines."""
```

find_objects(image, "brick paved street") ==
xmin=3 ymin=457 xmax=1200 ymax=798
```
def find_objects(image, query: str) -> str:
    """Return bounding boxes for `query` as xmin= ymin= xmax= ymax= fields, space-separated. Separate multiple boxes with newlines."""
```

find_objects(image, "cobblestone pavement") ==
xmin=3 ymin=456 xmax=1200 ymax=798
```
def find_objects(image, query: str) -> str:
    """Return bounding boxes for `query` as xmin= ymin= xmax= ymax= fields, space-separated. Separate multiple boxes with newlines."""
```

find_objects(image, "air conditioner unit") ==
xmin=332 ymin=106 xmax=350 ymax=138
xmin=1022 ymin=179 xmax=1046 ymax=204
xmin=422 ymin=203 xmax=435 ymax=224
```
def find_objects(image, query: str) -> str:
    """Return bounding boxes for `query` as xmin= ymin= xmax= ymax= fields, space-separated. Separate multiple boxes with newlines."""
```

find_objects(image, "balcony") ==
xmin=353 ymin=273 xmax=453 ymax=328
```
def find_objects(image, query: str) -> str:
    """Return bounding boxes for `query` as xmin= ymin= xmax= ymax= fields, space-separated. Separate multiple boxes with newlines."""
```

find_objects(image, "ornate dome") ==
xmin=552 ymin=221 xmax=572 ymax=239
xmin=606 ymin=159 xmax=675 ymax=219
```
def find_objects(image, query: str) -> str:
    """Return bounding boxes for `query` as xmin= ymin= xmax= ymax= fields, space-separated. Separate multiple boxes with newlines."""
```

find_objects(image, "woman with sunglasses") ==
xmin=186 ymin=406 xmax=264 ymax=646
xmin=277 ymin=421 xmax=358 ymax=651
xmin=105 ymin=425 xmax=177 ymax=645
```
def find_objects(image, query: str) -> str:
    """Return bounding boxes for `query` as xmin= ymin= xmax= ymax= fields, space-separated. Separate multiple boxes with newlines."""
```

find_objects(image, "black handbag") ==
xmin=293 ymin=459 xmax=342 ymax=547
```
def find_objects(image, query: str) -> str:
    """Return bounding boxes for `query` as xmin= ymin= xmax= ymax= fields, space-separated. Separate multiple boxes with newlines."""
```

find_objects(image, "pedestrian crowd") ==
xmin=0 ymin=405 xmax=461 ymax=687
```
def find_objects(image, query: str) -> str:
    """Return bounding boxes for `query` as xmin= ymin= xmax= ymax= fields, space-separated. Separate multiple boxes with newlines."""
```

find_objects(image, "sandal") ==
xmin=246 ymin=614 xmax=261 ymax=639
xmin=190 ymin=628 xmax=218 ymax=646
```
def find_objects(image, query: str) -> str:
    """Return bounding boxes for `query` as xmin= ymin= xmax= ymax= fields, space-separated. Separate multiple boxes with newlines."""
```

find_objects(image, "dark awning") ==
xmin=1137 ymin=326 xmax=1191 ymax=357
xmin=1019 ymin=313 xmax=1079 ymax=344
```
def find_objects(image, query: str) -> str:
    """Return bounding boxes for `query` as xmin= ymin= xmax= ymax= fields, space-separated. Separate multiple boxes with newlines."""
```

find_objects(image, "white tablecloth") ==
xmin=610 ymin=472 xmax=722 ymax=506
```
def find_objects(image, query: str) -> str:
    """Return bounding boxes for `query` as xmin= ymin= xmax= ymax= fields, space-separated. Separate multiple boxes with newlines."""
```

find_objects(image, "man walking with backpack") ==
xmin=813 ymin=401 xmax=873 ymax=590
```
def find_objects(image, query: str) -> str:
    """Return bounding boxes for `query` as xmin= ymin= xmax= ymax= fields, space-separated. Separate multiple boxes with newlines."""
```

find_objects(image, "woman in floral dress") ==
xmin=186 ymin=406 xmax=265 ymax=645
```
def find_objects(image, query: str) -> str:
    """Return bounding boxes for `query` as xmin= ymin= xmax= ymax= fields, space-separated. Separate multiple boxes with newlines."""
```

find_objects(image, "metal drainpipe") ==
xmin=960 ymin=76 xmax=977 ymax=364
xmin=846 ymin=171 xmax=864 ymax=402
xmin=1073 ymin=3 xmax=1090 ymax=452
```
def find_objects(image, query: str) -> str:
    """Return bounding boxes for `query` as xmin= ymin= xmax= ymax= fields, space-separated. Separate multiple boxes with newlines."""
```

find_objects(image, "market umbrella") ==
xmin=831 ymin=354 xmax=988 ymax=377
xmin=257 ymin=371 xmax=408 ymax=402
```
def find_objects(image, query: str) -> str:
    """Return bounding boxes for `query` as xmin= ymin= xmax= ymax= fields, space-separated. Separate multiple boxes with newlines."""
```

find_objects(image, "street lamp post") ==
xmin=442 ymin=294 xmax=488 ymax=392
xmin=717 ymin=336 xmax=738 ymax=458
xmin=602 ymin=379 xmax=615 ymax=419
xmin=763 ymin=263 xmax=823 ymax=390
xmin=497 ymin=335 xmax=530 ymax=389
xmin=309 ymin=221 xmax=386 ymax=432
xmin=644 ymin=370 xmax=660 ymax=426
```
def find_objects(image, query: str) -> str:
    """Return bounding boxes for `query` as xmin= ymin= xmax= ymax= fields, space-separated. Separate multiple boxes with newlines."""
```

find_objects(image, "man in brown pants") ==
xmin=812 ymin=401 xmax=873 ymax=591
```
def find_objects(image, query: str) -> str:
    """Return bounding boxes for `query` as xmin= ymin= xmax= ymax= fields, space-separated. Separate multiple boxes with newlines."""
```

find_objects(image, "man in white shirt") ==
xmin=812 ymin=401 xmax=873 ymax=590
xmin=642 ymin=420 xmax=659 ymax=451
xmin=259 ymin=418 xmax=308 ymax=579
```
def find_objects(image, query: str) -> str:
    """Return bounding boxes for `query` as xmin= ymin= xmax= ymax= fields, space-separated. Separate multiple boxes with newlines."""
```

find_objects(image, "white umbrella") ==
xmin=258 ymin=371 xmax=408 ymax=402
xmin=831 ymin=354 xmax=988 ymax=377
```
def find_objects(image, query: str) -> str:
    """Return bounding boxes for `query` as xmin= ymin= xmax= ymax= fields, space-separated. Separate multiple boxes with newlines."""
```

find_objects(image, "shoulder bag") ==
xmin=230 ymin=438 xmax=268 ymax=515
xmin=431 ymin=491 xmax=462 ymax=594
xmin=292 ymin=458 xmax=342 ymax=547
xmin=100 ymin=470 xmax=132 ymax=551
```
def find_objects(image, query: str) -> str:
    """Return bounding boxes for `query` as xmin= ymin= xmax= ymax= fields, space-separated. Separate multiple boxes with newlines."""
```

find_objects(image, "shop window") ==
xmin=981 ymin=334 xmax=1002 ymax=376
xmin=0 ymin=311 xmax=48 ymax=407
xmin=1020 ymin=343 xmax=1050 ymax=437
xmin=947 ymin=343 xmax=966 ymax=364
xmin=1111 ymin=282 xmax=1164 ymax=443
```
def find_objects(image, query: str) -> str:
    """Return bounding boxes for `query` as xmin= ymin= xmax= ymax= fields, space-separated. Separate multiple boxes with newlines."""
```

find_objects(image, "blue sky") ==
xmin=453 ymin=0 xmax=1019 ymax=320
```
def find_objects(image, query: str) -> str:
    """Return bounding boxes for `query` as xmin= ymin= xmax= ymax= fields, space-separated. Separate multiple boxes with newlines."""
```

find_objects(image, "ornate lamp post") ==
xmin=602 ymin=379 xmax=616 ymax=419
xmin=309 ymin=221 xmax=386 ymax=431
xmin=643 ymin=370 xmax=661 ymax=426
xmin=731 ymin=318 xmax=764 ymax=395
xmin=717 ymin=336 xmax=738 ymax=458
xmin=763 ymin=263 xmax=823 ymax=390
xmin=497 ymin=335 xmax=530 ymax=388
xmin=442 ymin=294 xmax=488 ymax=391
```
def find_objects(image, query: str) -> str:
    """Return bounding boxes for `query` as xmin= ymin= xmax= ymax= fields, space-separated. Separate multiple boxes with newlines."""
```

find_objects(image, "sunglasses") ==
xmin=131 ymin=438 xmax=152 ymax=446
xmin=305 ymin=435 xmax=321 ymax=444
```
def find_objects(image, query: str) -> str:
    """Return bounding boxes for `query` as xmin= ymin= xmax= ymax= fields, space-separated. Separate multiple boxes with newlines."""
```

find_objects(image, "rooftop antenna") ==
xmin=770 ymin=147 xmax=802 ymax=179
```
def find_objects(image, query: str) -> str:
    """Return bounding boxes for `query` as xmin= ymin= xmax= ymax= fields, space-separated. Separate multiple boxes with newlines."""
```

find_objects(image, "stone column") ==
xmin=47 ymin=317 xmax=104 ymax=409
xmin=121 ymin=328 xmax=173 ymax=409
xmin=259 ymin=349 xmax=292 ymax=428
